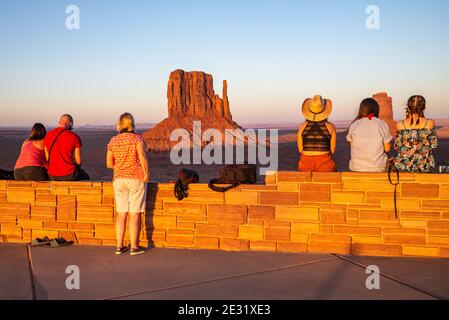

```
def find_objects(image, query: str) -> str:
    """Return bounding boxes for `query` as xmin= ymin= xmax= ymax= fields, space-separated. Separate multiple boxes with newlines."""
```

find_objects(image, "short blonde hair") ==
xmin=117 ymin=113 xmax=135 ymax=132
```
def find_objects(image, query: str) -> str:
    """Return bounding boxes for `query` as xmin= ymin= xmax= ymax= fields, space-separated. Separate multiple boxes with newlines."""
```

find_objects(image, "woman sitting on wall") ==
xmin=394 ymin=95 xmax=438 ymax=173
xmin=297 ymin=95 xmax=337 ymax=172
xmin=346 ymin=98 xmax=393 ymax=172
xmin=107 ymin=113 xmax=150 ymax=256
xmin=14 ymin=123 xmax=48 ymax=181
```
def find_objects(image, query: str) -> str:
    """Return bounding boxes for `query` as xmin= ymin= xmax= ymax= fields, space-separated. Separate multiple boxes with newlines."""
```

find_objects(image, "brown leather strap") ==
xmin=387 ymin=158 xmax=400 ymax=219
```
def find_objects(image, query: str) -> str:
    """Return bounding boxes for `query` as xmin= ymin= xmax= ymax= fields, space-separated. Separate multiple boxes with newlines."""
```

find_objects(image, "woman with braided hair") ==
xmin=394 ymin=95 xmax=438 ymax=172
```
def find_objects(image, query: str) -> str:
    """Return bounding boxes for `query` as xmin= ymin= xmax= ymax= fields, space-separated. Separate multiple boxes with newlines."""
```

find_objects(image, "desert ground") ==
xmin=0 ymin=121 xmax=448 ymax=183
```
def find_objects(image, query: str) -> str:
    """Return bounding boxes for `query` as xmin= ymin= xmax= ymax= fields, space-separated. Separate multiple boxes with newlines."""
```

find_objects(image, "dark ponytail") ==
xmin=27 ymin=123 xmax=46 ymax=142
xmin=351 ymin=98 xmax=380 ymax=124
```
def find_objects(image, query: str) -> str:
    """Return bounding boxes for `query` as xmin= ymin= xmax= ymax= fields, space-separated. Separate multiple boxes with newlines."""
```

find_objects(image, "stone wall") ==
xmin=1 ymin=172 xmax=449 ymax=258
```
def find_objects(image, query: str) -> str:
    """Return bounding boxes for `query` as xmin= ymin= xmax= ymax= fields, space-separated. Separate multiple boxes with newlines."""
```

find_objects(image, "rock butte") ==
xmin=372 ymin=92 xmax=396 ymax=137
xmin=144 ymin=69 xmax=242 ymax=152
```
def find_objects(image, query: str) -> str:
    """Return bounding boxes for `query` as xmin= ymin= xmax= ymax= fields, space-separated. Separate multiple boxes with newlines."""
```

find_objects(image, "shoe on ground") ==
xmin=130 ymin=246 xmax=146 ymax=256
xmin=115 ymin=246 xmax=128 ymax=255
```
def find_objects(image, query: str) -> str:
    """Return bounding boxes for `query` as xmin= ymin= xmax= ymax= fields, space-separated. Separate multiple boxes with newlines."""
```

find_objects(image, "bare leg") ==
xmin=129 ymin=213 xmax=141 ymax=249
xmin=115 ymin=212 xmax=127 ymax=248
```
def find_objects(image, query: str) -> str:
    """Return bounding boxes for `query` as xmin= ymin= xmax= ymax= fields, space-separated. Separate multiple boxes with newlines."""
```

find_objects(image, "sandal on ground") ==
xmin=47 ymin=238 xmax=74 ymax=248
xmin=30 ymin=236 xmax=51 ymax=247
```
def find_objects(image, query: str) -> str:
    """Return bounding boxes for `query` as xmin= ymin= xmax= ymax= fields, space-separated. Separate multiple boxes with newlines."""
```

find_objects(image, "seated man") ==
xmin=44 ymin=114 xmax=90 ymax=181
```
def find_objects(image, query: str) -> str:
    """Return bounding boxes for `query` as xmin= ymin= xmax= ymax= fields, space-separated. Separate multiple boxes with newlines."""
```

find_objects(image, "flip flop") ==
xmin=48 ymin=237 xmax=74 ymax=248
xmin=30 ymin=236 xmax=51 ymax=247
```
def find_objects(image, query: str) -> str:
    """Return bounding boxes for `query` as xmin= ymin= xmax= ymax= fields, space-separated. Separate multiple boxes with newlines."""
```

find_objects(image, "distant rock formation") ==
xmin=167 ymin=70 xmax=233 ymax=120
xmin=373 ymin=92 xmax=396 ymax=137
xmin=144 ymin=70 xmax=241 ymax=152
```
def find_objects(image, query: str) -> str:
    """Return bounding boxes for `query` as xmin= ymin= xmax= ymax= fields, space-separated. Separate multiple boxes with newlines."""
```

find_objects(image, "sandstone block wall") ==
xmin=1 ymin=172 xmax=449 ymax=258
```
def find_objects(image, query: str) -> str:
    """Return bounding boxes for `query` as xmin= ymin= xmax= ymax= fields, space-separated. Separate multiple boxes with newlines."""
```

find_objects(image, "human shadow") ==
xmin=143 ymin=183 xmax=157 ymax=250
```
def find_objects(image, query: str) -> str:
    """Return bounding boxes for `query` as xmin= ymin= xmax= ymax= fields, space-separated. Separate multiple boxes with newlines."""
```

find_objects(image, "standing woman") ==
xmin=297 ymin=95 xmax=337 ymax=172
xmin=107 ymin=113 xmax=150 ymax=256
xmin=346 ymin=98 xmax=393 ymax=172
xmin=394 ymin=95 xmax=438 ymax=172
xmin=14 ymin=123 xmax=48 ymax=181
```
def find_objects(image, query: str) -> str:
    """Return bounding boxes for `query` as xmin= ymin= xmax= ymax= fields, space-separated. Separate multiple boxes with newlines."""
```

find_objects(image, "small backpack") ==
xmin=208 ymin=164 xmax=257 ymax=192
xmin=174 ymin=168 xmax=200 ymax=201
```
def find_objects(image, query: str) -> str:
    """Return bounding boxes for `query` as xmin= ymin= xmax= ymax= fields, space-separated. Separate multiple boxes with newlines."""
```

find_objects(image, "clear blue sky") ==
xmin=0 ymin=0 xmax=448 ymax=126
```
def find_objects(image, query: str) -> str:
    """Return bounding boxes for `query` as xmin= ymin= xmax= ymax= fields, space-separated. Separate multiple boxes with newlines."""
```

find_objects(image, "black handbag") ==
xmin=0 ymin=169 xmax=14 ymax=180
xmin=174 ymin=168 xmax=200 ymax=201
xmin=208 ymin=164 xmax=257 ymax=192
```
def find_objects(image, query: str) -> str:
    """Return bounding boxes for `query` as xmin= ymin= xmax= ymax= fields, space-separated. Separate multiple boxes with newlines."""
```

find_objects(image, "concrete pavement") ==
xmin=0 ymin=244 xmax=448 ymax=300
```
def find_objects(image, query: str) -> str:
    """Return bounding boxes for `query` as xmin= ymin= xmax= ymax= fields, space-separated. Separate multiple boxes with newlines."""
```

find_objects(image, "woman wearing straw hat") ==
xmin=297 ymin=95 xmax=337 ymax=172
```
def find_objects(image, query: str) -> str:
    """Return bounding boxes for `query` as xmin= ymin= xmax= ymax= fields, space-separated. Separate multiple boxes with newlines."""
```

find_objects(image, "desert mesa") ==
xmin=143 ymin=69 xmax=242 ymax=152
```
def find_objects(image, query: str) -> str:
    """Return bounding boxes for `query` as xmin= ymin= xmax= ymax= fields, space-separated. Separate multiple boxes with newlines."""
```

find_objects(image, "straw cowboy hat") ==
xmin=302 ymin=95 xmax=333 ymax=122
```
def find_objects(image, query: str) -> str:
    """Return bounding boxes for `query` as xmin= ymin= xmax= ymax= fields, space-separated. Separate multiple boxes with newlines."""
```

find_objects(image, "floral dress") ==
xmin=394 ymin=127 xmax=438 ymax=173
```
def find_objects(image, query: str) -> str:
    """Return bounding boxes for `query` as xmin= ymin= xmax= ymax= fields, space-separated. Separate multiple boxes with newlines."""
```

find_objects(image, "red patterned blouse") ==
xmin=107 ymin=133 xmax=145 ymax=181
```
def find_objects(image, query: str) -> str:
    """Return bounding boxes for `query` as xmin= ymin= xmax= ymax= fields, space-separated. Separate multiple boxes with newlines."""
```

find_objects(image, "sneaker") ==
xmin=130 ymin=246 xmax=146 ymax=256
xmin=115 ymin=246 xmax=128 ymax=255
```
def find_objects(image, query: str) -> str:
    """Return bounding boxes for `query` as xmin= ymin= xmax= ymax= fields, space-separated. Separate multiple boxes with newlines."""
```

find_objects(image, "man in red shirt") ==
xmin=44 ymin=114 xmax=90 ymax=181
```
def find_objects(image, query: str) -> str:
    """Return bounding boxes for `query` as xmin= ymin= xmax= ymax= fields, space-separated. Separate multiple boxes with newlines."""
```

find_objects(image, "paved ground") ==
xmin=1 ymin=244 xmax=448 ymax=300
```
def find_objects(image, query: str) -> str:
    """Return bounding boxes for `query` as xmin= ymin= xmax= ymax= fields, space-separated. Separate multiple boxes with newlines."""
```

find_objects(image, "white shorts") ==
xmin=113 ymin=179 xmax=147 ymax=213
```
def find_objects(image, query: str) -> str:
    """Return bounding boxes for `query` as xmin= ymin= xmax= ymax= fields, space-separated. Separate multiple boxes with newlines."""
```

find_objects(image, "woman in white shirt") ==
xmin=347 ymin=98 xmax=393 ymax=172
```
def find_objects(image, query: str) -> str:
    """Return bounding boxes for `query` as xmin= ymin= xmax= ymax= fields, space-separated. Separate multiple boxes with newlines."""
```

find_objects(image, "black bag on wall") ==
xmin=0 ymin=169 xmax=14 ymax=180
xmin=208 ymin=164 xmax=257 ymax=192
xmin=174 ymin=168 xmax=199 ymax=201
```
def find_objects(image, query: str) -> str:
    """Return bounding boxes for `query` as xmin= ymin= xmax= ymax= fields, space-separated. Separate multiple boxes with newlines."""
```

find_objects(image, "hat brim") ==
xmin=302 ymin=99 xmax=332 ymax=122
